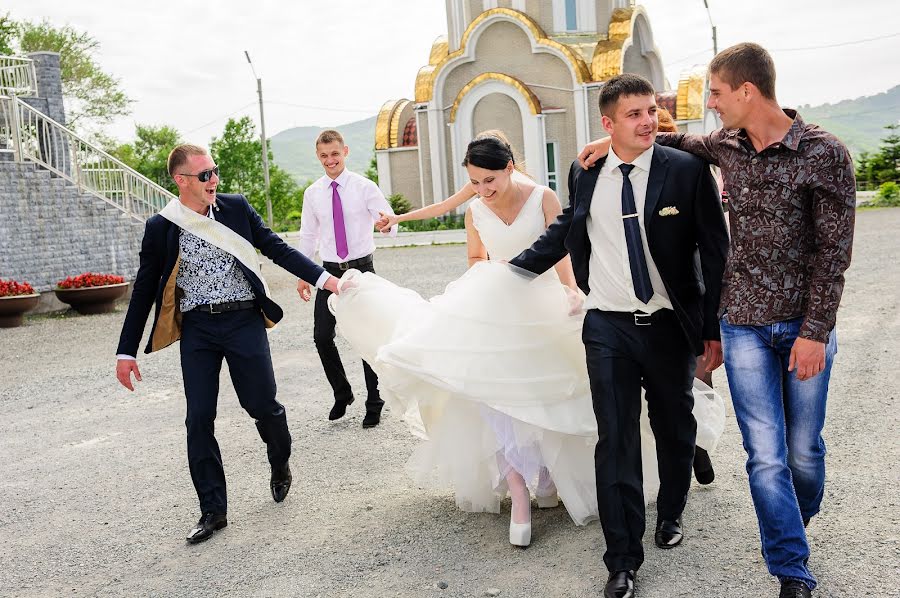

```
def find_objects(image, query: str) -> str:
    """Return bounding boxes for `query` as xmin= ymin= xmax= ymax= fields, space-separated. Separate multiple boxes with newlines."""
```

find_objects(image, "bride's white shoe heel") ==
xmin=509 ymin=518 xmax=532 ymax=547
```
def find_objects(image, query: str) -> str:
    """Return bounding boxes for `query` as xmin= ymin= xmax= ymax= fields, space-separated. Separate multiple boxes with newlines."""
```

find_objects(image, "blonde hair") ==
xmin=316 ymin=129 xmax=345 ymax=147
xmin=657 ymin=107 xmax=677 ymax=133
xmin=167 ymin=144 xmax=207 ymax=177
xmin=473 ymin=129 xmax=528 ymax=175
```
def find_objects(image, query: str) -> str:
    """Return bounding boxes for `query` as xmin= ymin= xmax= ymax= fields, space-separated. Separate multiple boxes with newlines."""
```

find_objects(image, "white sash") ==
xmin=159 ymin=199 xmax=271 ymax=298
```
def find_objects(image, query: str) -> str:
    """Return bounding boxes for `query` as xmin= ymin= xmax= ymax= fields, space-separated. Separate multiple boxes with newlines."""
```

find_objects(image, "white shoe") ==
xmin=535 ymin=494 xmax=559 ymax=509
xmin=509 ymin=519 xmax=532 ymax=547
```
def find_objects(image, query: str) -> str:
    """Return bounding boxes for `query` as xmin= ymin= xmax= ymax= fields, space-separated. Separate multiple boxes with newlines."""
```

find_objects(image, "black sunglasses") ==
xmin=178 ymin=166 xmax=219 ymax=182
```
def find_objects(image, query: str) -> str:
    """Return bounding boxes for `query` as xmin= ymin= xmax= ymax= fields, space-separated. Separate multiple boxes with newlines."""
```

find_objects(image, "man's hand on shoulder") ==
xmin=577 ymin=137 xmax=612 ymax=170
xmin=116 ymin=358 xmax=142 ymax=392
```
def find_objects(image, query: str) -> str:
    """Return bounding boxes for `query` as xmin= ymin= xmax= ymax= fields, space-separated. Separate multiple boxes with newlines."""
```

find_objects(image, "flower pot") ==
xmin=0 ymin=293 xmax=41 ymax=328
xmin=54 ymin=282 xmax=129 ymax=315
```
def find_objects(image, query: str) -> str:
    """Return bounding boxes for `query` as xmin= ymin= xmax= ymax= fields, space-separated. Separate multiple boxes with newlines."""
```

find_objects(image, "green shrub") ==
xmin=399 ymin=215 xmax=466 ymax=232
xmin=388 ymin=193 xmax=413 ymax=215
xmin=872 ymin=181 xmax=900 ymax=207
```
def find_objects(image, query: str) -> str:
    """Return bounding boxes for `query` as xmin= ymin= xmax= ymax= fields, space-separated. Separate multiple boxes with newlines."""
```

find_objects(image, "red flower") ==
xmin=56 ymin=272 xmax=126 ymax=289
xmin=0 ymin=279 xmax=36 ymax=297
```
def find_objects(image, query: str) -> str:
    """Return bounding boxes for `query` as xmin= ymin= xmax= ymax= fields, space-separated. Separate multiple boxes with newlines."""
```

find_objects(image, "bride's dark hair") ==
xmin=462 ymin=136 xmax=515 ymax=171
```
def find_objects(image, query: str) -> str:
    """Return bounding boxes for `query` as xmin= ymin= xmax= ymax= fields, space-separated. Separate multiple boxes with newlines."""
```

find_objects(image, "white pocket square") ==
xmin=658 ymin=206 xmax=680 ymax=216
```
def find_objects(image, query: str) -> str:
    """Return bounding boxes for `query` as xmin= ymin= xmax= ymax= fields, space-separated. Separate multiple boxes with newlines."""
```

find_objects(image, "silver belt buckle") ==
xmin=338 ymin=261 xmax=350 ymax=271
xmin=208 ymin=303 xmax=220 ymax=314
xmin=634 ymin=312 xmax=652 ymax=326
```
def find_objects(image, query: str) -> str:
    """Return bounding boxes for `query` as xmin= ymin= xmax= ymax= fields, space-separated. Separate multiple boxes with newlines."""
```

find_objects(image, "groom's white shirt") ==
xmin=298 ymin=169 xmax=397 ymax=264
xmin=583 ymin=145 xmax=673 ymax=314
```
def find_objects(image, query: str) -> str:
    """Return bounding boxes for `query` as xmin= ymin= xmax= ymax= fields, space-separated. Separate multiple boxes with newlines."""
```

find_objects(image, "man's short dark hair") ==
xmin=709 ymin=42 xmax=777 ymax=100
xmin=599 ymin=74 xmax=656 ymax=118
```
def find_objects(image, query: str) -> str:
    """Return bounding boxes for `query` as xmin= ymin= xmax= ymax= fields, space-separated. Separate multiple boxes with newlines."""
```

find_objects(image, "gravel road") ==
xmin=0 ymin=208 xmax=897 ymax=598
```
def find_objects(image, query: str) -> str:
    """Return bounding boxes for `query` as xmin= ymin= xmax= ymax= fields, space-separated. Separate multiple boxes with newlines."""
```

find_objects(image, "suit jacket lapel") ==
xmin=643 ymin=144 xmax=668 ymax=238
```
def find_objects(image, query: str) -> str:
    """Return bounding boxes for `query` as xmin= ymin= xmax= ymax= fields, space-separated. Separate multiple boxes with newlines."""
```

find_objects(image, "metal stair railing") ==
xmin=0 ymin=56 xmax=37 ymax=96
xmin=0 ymin=94 xmax=176 ymax=220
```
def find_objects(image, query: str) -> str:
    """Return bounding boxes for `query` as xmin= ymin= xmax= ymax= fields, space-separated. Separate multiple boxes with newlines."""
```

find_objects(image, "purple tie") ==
xmin=331 ymin=180 xmax=349 ymax=260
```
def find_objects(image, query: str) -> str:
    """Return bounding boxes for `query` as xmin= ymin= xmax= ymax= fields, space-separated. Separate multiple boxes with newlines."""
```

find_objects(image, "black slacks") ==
xmin=582 ymin=309 xmax=697 ymax=573
xmin=313 ymin=261 xmax=382 ymax=411
xmin=180 ymin=308 xmax=291 ymax=514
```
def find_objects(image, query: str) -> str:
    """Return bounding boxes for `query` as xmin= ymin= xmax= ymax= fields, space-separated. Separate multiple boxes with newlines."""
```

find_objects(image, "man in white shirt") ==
xmin=510 ymin=75 xmax=728 ymax=598
xmin=296 ymin=129 xmax=398 ymax=428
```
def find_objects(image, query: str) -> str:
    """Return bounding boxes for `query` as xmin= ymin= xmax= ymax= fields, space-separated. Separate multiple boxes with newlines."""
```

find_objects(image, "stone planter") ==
xmin=0 ymin=293 xmax=41 ymax=328
xmin=54 ymin=282 xmax=129 ymax=315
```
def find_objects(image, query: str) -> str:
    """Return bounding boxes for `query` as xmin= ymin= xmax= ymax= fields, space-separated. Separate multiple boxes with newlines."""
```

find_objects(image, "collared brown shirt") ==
xmin=659 ymin=110 xmax=856 ymax=342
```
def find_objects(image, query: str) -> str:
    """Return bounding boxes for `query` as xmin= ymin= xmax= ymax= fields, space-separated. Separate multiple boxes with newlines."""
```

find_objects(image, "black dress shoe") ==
xmin=779 ymin=579 xmax=812 ymax=597
xmin=802 ymin=516 xmax=811 ymax=528
xmin=186 ymin=512 xmax=227 ymax=544
xmin=362 ymin=409 xmax=381 ymax=428
xmin=328 ymin=396 xmax=355 ymax=421
xmin=271 ymin=462 xmax=292 ymax=502
xmin=604 ymin=569 xmax=635 ymax=598
xmin=654 ymin=517 xmax=683 ymax=549
xmin=693 ymin=447 xmax=715 ymax=485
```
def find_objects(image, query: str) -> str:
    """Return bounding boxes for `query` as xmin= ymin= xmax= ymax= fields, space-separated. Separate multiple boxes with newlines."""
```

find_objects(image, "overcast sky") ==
xmin=4 ymin=0 xmax=898 ymax=144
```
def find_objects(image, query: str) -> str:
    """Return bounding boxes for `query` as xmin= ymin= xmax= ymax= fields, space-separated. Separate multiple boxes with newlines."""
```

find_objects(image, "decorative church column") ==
xmin=376 ymin=152 xmax=393 ymax=197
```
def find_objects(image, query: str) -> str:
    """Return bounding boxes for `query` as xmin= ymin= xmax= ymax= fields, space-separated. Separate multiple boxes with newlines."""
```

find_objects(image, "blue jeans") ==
xmin=720 ymin=315 xmax=837 ymax=590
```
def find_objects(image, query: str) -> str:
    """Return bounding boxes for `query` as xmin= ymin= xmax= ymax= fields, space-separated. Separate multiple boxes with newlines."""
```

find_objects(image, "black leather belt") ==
xmin=323 ymin=254 xmax=374 ymax=271
xmin=598 ymin=309 xmax=673 ymax=326
xmin=193 ymin=300 xmax=256 ymax=314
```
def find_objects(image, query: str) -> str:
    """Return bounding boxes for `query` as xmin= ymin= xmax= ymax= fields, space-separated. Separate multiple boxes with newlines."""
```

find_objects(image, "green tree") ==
xmin=364 ymin=149 xmax=379 ymax=184
xmin=108 ymin=124 xmax=180 ymax=194
xmin=0 ymin=13 xmax=16 ymax=55
xmin=15 ymin=19 xmax=132 ymax=128
xmin=856 ymin=124 xmax=900 ymax=188
xmin=210 ymin=116 xmax=303 ymax=229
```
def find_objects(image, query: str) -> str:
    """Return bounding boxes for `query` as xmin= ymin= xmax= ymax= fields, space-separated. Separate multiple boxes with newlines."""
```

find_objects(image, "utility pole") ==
xmin=244 ymin=51 xmax=273 ymax=228
xmin=702 ymin=0 xmax=718 ymax=55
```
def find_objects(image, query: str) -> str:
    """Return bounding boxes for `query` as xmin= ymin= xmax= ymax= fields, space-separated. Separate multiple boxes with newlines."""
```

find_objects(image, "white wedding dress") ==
xmin=329 ymin=185 xmax=725 ymax=526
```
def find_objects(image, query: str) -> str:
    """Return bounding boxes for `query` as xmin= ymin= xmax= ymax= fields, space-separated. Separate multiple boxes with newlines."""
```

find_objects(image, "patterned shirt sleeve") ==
xmin=800 ymin=139 xmax=856 ymax=342
xmin=656 ymin=130 xmax=724 ymax=167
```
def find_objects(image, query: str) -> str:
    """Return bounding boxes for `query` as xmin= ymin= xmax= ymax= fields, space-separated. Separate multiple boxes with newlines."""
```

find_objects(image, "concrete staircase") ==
xmin=0 ymin=161 xmax=143 ymax=293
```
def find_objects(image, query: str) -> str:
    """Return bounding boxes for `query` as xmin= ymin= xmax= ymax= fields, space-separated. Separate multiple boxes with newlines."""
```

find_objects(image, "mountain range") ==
xmin=271 ymin=85 xmax=900 ymax=184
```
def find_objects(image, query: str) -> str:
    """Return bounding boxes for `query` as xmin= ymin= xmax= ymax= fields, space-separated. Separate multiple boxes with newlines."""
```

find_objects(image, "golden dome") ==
xmin=428 ymin=35 xmax=448 ymax=66
xmin=591 ymin=7 xmax=634 ymax=81
xmin=414 ymin=8 xmax=591 ymax=104
xmin=375 ymin=99 xmax=412 ymax=150
xmin=449 ymin=73 xmax=541 ymax=123
xmin=676 ymin=68 xmax=706 ymax=121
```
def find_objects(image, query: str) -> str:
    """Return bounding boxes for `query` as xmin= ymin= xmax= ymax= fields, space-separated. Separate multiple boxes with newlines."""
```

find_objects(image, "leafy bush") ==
xmin=388 ymin=193 xmax=413 ymax=215
xmin=871 ymin=181 xmax=900 ymax=207
xmin=399 ymin=215 xmax=466 ymax=232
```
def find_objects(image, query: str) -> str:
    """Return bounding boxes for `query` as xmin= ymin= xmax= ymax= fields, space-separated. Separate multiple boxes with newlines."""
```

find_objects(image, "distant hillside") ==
xmin=797 ymin=85 xmax=900 ymax=157
xmin=269 ymin=85 xmax=900 ymax=181
xmin=270 ymin=116 xmax=376 ymax=184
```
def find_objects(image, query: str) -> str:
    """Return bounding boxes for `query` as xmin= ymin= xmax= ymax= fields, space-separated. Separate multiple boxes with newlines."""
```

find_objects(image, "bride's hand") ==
xmin=564 ymin=286 xmax=584 ymax=316
xmin=376 ymin=211 xmax=400 ymax=233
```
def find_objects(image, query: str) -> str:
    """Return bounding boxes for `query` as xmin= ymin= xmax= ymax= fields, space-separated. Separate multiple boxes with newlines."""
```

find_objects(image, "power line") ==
xmin=183 ymin=102 xmax=257 ymax=134
xmin=268 ymin=100 xmax=379 ymax=114
xmin=773 ymin=32 xmax=899 ymax=52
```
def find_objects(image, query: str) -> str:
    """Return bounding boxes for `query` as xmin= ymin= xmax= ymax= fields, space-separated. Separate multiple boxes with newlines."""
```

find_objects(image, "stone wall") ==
xmin=0 ymin=162 xmax=143 ymax=294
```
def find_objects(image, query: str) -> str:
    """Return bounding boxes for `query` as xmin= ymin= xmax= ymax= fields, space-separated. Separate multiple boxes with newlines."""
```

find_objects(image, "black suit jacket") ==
xmin=116 ymin=194 xmax=325 ymax=357
xmin=510 ymin=144 xmax=728 ymax=355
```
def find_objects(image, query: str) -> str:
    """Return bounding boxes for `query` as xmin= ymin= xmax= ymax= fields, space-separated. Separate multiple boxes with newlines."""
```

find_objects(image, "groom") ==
xmin=510 ymin=74 xmax=728 ymax=598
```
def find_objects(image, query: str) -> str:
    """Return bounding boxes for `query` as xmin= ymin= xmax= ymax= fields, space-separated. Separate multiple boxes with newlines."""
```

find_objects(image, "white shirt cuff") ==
xmin=314 ymin=271 xmax=331 ymax=289
xmin=116 ymin=354 xmax=136 ymax=361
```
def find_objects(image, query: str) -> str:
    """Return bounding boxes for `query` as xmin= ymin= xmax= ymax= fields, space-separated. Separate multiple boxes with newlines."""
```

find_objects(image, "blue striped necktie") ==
xmin=618 ymin=163 xmax=653 ymax=304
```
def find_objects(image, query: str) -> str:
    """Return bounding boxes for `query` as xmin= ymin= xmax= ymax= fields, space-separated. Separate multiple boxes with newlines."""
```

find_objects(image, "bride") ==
xmin=328 ymin=136 xmax=724 ymax=547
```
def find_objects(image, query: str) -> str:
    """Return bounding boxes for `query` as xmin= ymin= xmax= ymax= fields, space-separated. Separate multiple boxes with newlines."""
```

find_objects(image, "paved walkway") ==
xmin=0 ymin=209 xmax=897 ymax=597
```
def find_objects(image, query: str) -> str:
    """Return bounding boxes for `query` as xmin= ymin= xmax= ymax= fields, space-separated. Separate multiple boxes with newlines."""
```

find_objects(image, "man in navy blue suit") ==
xmin=510 ymin=75 xmax=728 ymax=598
xmin=115 ymin=144 xmax=340 ymax=544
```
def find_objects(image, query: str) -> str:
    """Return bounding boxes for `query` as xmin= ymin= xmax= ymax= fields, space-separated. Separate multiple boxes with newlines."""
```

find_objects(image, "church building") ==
xmin=374 ymin=1 xmax=716 ymax=208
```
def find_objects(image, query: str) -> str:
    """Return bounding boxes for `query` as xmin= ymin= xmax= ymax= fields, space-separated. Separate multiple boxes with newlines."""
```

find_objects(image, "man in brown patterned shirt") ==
xmin=579 ymin=43 xmax=855 ymax=598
